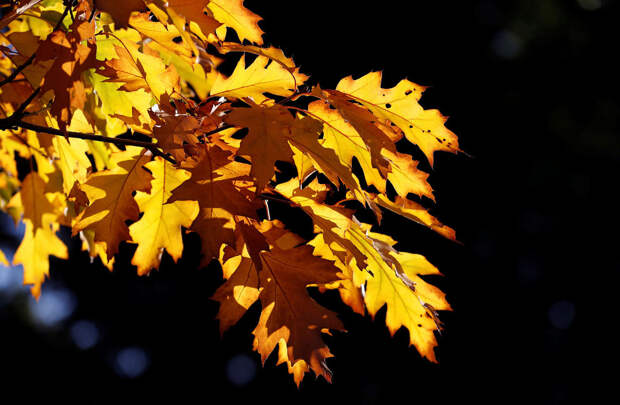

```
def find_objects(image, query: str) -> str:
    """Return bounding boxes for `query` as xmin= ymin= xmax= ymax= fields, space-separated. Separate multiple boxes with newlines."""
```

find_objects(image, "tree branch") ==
xmin=201 ymin=124 xmax=235 ymax=138
xmin=0 ymin=117 xmax=177 ymax=164
xmin=0 ymin=52 xmax=36 ymax=89
xmin=19 ymin=121 xmax=177 ymax=164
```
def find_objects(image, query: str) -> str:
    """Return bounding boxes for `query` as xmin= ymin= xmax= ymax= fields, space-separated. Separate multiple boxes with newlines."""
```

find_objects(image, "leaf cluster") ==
xmin=0 ymin=0 xmax=460 ymax=384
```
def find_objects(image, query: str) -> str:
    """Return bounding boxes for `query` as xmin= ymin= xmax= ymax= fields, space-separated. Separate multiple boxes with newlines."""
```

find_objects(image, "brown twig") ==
xmin=54 ymin=1 xmax=72 ymax=31
xmin=202 ymin=124 xmax=235 ymax=137
xmin=14 ymin=120 xmax=177 ymax=164
xmin=0 ymin=52 xmax=36 ymax=88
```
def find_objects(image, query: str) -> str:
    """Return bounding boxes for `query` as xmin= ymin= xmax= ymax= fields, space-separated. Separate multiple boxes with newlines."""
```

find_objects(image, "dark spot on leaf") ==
xmin=385 ymin=103 xmax=391 ymax=108
xmin=172 ymin=36 xmax=182 ymax=44
xmin=405 ymin=90 xmax=413 ymax=95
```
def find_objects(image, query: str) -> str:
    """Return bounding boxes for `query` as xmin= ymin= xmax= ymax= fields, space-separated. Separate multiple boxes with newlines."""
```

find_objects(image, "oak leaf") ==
xmin=170 ymin=145 xmax=260 ymax=264
xmin=0 ymin=0 xmax=461 ymax=385
xmin=75 ymin=148 xmax=152 ymax=256
xmin=207 ymin=0 xmax=264 ymax=44
xmin=211 ymin=54 xmax=307 ymax=104
xmin=333 ymin=71 xmax=460 ymax=166
xmin=129 ymin=157 xmax=199 ymax=275
xmin=36 ymin=3 xmax=99 ymax=127
xmin=347 ymin=225 xmax=450 ymax=361
xmin=167 ymin=0 xmax=219 ymax=39
xmin=252 ymin=246 xmax=343 ymax=385
xmin=374 ymin=194 xmax=456 ymax=241
xmin=94 ymin=0 xmax=147 ymax=27
xmin=212 ymin=250 xmax=260 ymax=334
xmin=99 ymin=40 xmax=179 ymax=99
xmin=9 ymin=172 xmax=68 ymax=298
xmin=212 ymin=219 xmax=304 ymax=335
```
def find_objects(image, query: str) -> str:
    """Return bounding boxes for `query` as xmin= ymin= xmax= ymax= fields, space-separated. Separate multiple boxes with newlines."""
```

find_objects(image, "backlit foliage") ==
xmin=0 ymin=0 xmax=460 ymax=385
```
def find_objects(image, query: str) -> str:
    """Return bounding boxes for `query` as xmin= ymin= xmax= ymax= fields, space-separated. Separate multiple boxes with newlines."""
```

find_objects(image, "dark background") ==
xmin=0 ymin=0 xmax=616 ymax=403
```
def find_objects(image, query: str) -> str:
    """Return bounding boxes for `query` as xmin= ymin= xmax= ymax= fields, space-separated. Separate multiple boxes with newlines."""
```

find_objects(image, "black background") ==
xmin=1 ymin=1 xmax=616 ymax=403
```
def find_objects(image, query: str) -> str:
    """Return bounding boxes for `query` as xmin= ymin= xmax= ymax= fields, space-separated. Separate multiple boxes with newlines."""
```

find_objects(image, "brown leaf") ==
xmin=170 ymin=144 xmax=260 ymax=265
xmin=252 ymin=246 xmax=344 ymax=385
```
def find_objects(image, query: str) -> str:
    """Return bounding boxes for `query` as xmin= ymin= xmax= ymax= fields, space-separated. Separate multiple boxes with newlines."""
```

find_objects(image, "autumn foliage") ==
xmin=0 ymin=0 xmax=461 ymax=385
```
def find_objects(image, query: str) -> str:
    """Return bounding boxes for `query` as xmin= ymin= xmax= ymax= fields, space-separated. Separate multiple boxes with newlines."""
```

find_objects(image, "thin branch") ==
xmin=12 ymin=131 xmax=51 ymax=160
xmin=14 ymin=120 xmax=177 ymax=164
xmin=0 ymin=83 xmax=176 ymax=164
xmin=54 ymin=1 xmax=72 ymax=32
xmin=202 ymin=124 xmax=235 ymax=138
xmin=0 ymin=52 xmax=36 ymax=88
xmin=13 ymin=86 xmax=40 ymax=117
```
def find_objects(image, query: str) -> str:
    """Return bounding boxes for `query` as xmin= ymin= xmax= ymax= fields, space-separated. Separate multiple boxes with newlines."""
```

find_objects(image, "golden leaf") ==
xmin=129 ymin=157 xmax=199 ymax=275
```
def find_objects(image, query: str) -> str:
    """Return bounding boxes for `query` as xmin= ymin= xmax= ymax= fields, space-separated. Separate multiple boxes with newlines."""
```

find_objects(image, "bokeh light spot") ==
xmin=28 ymin=287 xmax=77 ymax=328
xmin=226 ymin=353 xmax=257 ymax=386
xmin=114 ymin=347 xmax=150 ymax=378
xmin=70 ymin=320 xmax=100 ymax=350
xmin=548 ymin=300 xmax=576 ymax=330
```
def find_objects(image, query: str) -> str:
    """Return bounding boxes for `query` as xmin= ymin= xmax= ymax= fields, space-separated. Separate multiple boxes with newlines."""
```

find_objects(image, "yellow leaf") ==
xmin=147 ymin=41 xmax=211 ymax=99
xmin=218 ymin=43 xmax=298 ymax=71
xmin=75 ymin=148 xmax=152 ymax=256
xmin=334 ymin=71 xmax=459 ymax=166
xmin=374 ymin=194 xmax=456 ymax=240
xmin=129 ymin=157 xmax=199 ymax=275
xmin=309 ymin=233 xmax=365 ymax=315
xmin=207 ymin=0 xmax=263 ymax=44
xmin=54 ymin=110 xmax=92 ymax=194
xmin=347 ymin=225 xmax=449 ymax=362
xmin=308 ymin=100 xmax=386 ymax=193
xmin=211 ymin=55 xmax=306 ymax=104
xmin=87 ymin=71 xmax=152 ymax=122
xmin=275 ymin=178 xmax=366 ymax=266
xmin=129 ymin=12 xmax=193 ymax=61
xmin=211 ymin=252 xmax=260 ymax=335
xmin=79 ymin=228 xmax=115 ymax=271
xmin=382 ymin=148 xmax=434 ymax=201
xmin=100 ymin=41 xmax=179 ymax=99
xmin=10 ymin=172 xmax=67 ymax=298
